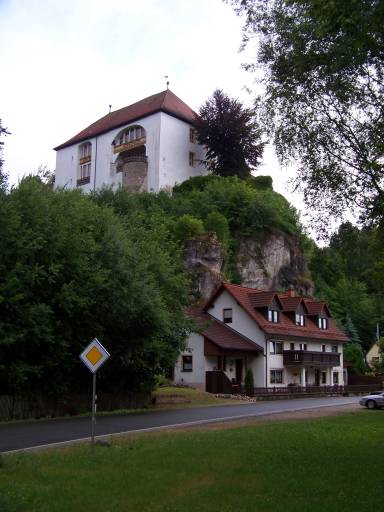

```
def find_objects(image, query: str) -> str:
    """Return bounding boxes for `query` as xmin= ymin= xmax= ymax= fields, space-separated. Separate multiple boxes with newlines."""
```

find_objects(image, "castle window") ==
xmin=113 ymin=126 xmax=146 ymax=152
xmin=77 ymin=142 xmax=92 ymax=186
xmin=189 ymin=127 xmax=197 ymax=143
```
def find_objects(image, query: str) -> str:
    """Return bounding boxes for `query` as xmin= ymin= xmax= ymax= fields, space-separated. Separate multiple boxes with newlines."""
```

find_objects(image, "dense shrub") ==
xmin=173 ymin=214 xmax=205 ymax=242
xmin=204 ymin=211 xmax=230 ymax=246
xmin=244 ymin=368 xmax=254 ymax=396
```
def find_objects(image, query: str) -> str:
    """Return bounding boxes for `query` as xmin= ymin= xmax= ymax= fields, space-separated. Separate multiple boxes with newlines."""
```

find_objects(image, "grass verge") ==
xmin=0 ymin=410 xmax=382 ymax=511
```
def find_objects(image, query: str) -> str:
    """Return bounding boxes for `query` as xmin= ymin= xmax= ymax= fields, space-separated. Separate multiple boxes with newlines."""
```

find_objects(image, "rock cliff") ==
xmin=183 ymin=231 xmax=313 ymax=300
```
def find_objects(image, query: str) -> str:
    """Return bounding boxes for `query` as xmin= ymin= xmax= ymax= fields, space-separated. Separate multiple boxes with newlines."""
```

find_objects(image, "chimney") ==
xmin=287 ymin=286 xmax=295 ymax=297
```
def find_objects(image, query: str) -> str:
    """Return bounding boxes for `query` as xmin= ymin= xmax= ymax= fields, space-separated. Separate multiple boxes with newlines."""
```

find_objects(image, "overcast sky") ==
xmin=1 ymin=0 xmax=302 ymax=214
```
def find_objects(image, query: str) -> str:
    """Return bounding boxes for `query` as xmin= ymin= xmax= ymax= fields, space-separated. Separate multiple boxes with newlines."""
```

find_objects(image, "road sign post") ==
xmin=79 ymin=338 xmax=110 ymax=446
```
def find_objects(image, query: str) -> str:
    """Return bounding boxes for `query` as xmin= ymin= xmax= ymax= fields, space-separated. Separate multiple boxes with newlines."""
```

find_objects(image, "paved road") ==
xmin=0 ymin=396 xmax=358 ymax=453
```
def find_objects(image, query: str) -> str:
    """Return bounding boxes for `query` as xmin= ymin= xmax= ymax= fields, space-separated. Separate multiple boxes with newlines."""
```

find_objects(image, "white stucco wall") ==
xmin=55 ymin=112 xmax=206 ymax=193
xmin=172 ymin=288 xmax=345 ymax=392
xmin=158 ymin=113 xmax=206 ymax=189
xmin=55 ymin=113 xmax=162 ymax=192
xmin=174 ymin=333 xmax=207 ymax=390
xmin=275 ymin=340 xmax=344 ymax=386
xmin=206 ymin=290 xmax=267 ymax=387
xmin=208 ymin=290 xmax=266 ymax=347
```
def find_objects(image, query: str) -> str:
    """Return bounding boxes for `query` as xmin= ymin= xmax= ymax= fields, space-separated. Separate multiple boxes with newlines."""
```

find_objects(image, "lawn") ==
xmin=0 ymin=410 xmax=382 ymax=512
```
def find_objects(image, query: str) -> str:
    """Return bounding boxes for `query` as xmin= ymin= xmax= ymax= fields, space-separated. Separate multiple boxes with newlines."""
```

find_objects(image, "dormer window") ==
xmin=318 ymin=317 xmax=328 ymax=329
xmin=268 ymin=309 xmax=279 ymax=323
xmin=295 ymin=313 xmax=305 ymax=326
xmin=78 ymin=142 xmax=92 ymax=186
xmin=223 ymin=308 xmax=233 ymax=324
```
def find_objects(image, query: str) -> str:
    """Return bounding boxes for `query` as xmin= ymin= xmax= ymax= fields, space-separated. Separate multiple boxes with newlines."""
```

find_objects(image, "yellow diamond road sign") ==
xmin=80 ymin=338 xmax=110 ymax=373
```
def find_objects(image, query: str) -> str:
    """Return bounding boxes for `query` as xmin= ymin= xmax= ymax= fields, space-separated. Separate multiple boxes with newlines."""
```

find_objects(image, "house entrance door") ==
xmin=314 ymin=369 xmax=320 ymax=386
xmin=235 ymin=359 xmax=243 ymax=384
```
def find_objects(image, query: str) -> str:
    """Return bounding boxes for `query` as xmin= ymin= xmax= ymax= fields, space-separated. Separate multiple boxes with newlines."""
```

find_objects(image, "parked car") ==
xmin=359 ymin=391 xmax=384 ymax=409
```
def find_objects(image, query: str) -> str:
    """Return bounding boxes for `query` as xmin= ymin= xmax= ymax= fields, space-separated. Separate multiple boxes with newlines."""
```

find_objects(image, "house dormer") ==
xmin=249 ymin=291 xmax=283 ymax=324
xmin=280 ymin=296 xmax=308 ymax=327
xmin=267 ymin=299 xmax=280 ymax=324
xmin=304 ymin=299 xmax=331 ymax=330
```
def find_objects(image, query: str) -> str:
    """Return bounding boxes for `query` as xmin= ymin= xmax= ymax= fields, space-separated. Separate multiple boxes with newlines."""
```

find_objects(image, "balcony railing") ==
xmin=235 ymin=384 xmax=382 ymax=396
xmin=283 ymin=350 xmax=340 ymax=367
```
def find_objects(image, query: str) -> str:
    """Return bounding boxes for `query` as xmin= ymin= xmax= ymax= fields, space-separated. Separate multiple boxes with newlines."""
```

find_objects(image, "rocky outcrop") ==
xmin=183 ymin=231 xmax=313 ymax=300
xmin=182 ymin=234 xmax=225 ymax=300
xmin=236 ymin=232 xmax=313 ymax=295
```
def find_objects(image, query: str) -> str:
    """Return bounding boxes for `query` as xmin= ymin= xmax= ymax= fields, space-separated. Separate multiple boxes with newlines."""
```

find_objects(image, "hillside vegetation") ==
xmin=1 ymin=173 xmax=381 ymax=405
xmin=0 ymin=174 xmax=302 ymax=405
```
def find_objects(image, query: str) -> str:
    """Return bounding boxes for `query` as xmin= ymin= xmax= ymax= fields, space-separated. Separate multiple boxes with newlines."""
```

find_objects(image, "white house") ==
xmin=174 ymin=283 xmax=349 ymax=393
xmin=54 ymin=90 xmax=206 ymax=192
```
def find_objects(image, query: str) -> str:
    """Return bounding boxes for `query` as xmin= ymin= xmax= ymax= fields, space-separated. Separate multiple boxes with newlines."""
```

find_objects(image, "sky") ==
xmin=0 ymin=0 xmax=302 ymax=215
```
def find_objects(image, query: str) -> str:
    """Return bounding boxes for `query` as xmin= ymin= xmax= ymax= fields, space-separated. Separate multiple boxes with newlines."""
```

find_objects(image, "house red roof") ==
xmin=54 ymin=89 xmax=197 ymax=150
xmin=204 ymin=282 xmax=349 ymax=343
xmin=279 ymin=296 xmax=307 ymax=312
xmin=249 ymin=290 xmax=278 ymax=308
xmin=204 ymin=318 xmax=263 ymax=353
xmin=186 ymin=307 xmax=263 ymax=353
xmin=303 ymin=299 xmax=330 ymax=316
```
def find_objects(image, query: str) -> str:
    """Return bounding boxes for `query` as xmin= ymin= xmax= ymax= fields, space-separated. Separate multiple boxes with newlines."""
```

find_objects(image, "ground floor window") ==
xmin=270 ymin=369 xmax=283 ymax=384
xmin=182 ymin=355 xmax=192 ymax=372
xmin=333 ymin=372 xmax=339 ymax=384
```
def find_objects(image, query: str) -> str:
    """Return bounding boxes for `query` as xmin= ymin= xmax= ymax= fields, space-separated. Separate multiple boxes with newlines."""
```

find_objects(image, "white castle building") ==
xmin=54 ymin=90 xmax=206 ymax=192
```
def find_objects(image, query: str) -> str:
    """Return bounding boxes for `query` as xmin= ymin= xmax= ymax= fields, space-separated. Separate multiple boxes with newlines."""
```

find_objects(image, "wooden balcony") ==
xmin=283 ymin=350 xmax=340 ymax=367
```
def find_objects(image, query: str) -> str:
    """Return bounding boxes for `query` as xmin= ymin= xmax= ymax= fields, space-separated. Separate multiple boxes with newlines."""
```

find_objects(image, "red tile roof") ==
xmin=303 ymin=299 xmax=327 ymax=316
xmin=204 ymin=317 xmax=263 ymax=353
xmin=186 ymin=307 xmax=263 ymax=353
xmin=54 ymin=89 xmax=197 ymax=150
xmin=279 ymin=296 xmax=307 ymax=312
xmin=204 ymin=283 xmax=349 ymax=343
xmin=249 ymin=290 xmax=277 ymax=308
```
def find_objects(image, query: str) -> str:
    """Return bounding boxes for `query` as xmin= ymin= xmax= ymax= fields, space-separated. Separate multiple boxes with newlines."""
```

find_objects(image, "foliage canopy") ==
xmin=0 ymin=178 xmax=190 ymax=397
xmin=196 ymin=89 xmax=265 ymax=179
xmin=229 ymin=0 xmax=384 ymax=232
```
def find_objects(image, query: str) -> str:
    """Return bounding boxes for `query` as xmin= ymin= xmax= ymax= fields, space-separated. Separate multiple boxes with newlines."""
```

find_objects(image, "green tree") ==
xmin=343 ymin=343 xmax=367 ymax=375
xmin=195 ymin=89 xmax=265 ymax=179
xmin=229 ymin=0 xmax=384 ymax=230
xmin=0 ymin=178 xmax=190 ymax=398
xmin=173 ymin=214 xmax=205 ymax=242
xmin=244 ymin=368 xmax=254 ymax=396
xmin=204 ymin=211 xmax=230 ymax=246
